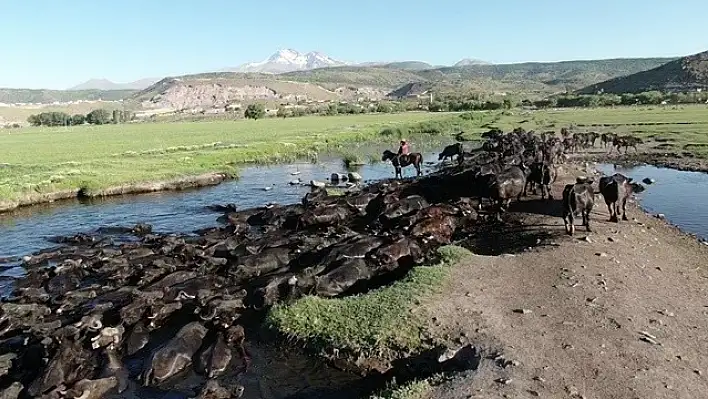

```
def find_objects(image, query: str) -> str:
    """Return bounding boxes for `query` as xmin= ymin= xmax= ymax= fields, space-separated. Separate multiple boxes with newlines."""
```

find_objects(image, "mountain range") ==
xmin=68 ymin=78 xmax=162 ymax=91
xmin=68 ymin=49 xmax=492 ymax=90
xmin=4 ymin=49 xmax=706 ymax=108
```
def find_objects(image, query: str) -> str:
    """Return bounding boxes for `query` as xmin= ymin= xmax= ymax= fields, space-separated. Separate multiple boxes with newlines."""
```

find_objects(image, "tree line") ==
xmin=27 ymin=109 xmax=135 ymax=127
xmin=243 ymin=101 xmax=416 ymax=120
xmin=429 ymin=90 xmax=708 ymax=112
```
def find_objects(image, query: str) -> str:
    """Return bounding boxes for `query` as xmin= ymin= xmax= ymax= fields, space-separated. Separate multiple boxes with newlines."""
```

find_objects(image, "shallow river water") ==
xmin=596 ymin=163 xmax=708 ymax=241
xmin=0 ymin=152 xmax=442 ymax=275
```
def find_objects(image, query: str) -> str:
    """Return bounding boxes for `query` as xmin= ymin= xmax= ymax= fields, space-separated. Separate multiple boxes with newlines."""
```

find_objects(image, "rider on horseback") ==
xmin=397 ymin=140 xmax=410 ymax=162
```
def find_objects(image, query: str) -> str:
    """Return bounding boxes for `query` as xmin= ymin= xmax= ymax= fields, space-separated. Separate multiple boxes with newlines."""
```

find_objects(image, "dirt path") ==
xmin=424 ymin=167 xmax=708 ymax=399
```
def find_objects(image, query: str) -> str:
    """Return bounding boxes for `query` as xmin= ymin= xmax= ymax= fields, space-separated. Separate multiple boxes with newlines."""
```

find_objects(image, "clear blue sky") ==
xmin=2 ymin=0 xmax=706 ymax=89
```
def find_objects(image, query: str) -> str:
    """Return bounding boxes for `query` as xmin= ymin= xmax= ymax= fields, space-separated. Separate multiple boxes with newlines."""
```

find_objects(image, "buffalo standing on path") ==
xmin=561 ymin=178 xmax=595 ymax=235
xmin=487 ymin=164 xmax=529 ymax=220
xmin=598 ymin=173 xmax=644 ymax=222
xmin=525 ymin=161 xmax=557 ymax=200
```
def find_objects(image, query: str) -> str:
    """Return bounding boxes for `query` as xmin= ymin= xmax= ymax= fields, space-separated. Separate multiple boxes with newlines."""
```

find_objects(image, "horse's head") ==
xmin=382 ymin=150 xmax=394 ymax=162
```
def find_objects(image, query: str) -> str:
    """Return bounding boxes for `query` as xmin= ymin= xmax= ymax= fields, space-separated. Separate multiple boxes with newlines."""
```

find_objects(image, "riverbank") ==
xmin=267 ymin=163 xmax=708 ymax=399
xmin=0 ymin=112 xmax=487 ymax=213
xmin=0 ymin=172 xmax=231 ymax=213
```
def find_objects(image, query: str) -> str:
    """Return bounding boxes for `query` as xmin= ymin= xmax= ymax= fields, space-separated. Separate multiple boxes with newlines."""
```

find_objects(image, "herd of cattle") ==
xmin=0 ymin=126 xmax=648 ymax=399
xmin=432 ymin=127 xmax=647 ymax=231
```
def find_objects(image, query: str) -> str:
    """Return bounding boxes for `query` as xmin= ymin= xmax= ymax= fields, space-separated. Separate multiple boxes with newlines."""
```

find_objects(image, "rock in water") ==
xmin=310 ymin=180 xmax=326 ymax=188
xmin=330 ymin=173 xmax=347 ymax=183
xmin=347 ymin=172 xmax=363 ymax=182
xmin=642 ymin=177 xmax=655 ymax=185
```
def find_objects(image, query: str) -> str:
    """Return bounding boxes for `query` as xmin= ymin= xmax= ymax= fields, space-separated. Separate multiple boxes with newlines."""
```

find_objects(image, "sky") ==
xmin=1 ymin=0 xmax=707 ymax=89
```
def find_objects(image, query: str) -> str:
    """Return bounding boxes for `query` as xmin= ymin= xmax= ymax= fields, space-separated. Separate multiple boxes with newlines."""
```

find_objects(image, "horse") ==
xmin=381 ymin=150 xmax=423 ymax=179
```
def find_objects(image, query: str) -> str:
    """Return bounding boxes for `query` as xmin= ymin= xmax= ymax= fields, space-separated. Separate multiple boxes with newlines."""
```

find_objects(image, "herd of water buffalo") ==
xmin=0 ymin=127 xmax=647 ymax=399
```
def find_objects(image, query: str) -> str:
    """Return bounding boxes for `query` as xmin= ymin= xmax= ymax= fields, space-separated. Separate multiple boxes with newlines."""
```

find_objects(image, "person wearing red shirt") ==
xmin=397 ymin=139 xmax=410 ymax=156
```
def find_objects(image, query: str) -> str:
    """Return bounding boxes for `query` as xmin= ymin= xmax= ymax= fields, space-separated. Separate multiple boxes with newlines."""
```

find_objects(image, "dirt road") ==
xmin=424 ymin=166 xmax=708 ymax=399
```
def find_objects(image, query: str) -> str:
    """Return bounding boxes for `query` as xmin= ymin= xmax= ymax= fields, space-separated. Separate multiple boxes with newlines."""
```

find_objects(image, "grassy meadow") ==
xmin=0 ymin=112 xmax=478 ymax=202
xmin=2 ymin=104 xmax=708 ymax=204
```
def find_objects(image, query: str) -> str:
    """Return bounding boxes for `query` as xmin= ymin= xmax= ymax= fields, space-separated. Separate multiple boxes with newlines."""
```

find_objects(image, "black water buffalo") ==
xmin=561 ymin=178 xmax=595 ymax=235
xmin=601 ymin=132 xmax=617 ymax=148
xmin=524 ymin=161 xmax=557 ymax=200
xmin=487 ymin=165 xmax=529 ymax=220
xmin=599 ymin=173 xmax=645 ymax=222
xmin=611 ymin=136 xmax=643 ymax=154
xmin=438 ymin=143 xmax=463 ymax=163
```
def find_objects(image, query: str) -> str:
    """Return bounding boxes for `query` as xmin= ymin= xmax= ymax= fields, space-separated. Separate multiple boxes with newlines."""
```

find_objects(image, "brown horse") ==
xmin=382 ymin=150 xmax=423 ymax=179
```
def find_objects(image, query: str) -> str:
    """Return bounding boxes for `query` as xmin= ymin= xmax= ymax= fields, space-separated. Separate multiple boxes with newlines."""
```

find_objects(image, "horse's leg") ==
xmin=416 ymin=162 xmax=421 ymax=176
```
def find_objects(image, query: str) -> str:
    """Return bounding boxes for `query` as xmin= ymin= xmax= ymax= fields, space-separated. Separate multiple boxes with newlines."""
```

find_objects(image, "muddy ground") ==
xmin=418 ymin=164 xmax=708 ymax=399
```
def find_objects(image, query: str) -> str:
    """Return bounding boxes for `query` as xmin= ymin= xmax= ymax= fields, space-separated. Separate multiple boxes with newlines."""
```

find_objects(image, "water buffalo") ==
xmin=524 ymin=161 xmax=557 ymax=200
xmin=599 ymin=173 xmax=644 ymax=222
xmin=601 ymin=133 xmax=617 ymax=148
xmin=487 ymin=164 xmax=529 ymax=220
xmin=611 ymin=135 xmax=643 ymax=154
xmin=561 ymin=178 xmax=595 ymax=235
xmin=438 ymin=143 xmax=463 ymax=163
xmin=196 ymin=326 xmax=246 ymax=378
xmin=143 ymin=322 xmax=208 ymax=386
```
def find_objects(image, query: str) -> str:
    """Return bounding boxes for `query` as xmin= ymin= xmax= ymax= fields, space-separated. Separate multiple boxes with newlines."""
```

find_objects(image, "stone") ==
xmin=330 ymin=173 xmax=347 ymax=183
xmin=642 ymin=177 xmax=655 ymax=185
xmin=310 ymin=180 xmax=326 ymax=188
xmin=347 ymin=172 xmax=363 ymax=182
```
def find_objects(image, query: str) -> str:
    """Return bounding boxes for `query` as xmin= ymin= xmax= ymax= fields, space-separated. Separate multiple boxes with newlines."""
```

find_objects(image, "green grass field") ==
xmin=0 ymin=112 xmax=475 ymax=202
xmin=2 ymin=105 xmax=708 ymax=204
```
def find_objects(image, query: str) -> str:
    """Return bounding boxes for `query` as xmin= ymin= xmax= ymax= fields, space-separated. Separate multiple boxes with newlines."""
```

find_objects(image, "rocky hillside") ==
xmin=577 ymin=50 xmax=708 ymax=94
xmin=132 ymin=56 xmax=678 ymax=110
xmin=132 ymin=74 xmax=387 ymax=110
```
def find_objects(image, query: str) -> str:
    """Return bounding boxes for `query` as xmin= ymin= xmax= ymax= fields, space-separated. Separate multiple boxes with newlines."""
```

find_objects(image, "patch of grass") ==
xmin=0 ymin=113 xmax=487 ymax=202
xmin=325 ymin=187 xmax=346 ymax=196
xmin=371 ymin=379 xmax=432 ymax=399
xmin=266 ymin=245 xmax=473 ymax=358
xmin=342 ymin=153 xmax=364 ymax=168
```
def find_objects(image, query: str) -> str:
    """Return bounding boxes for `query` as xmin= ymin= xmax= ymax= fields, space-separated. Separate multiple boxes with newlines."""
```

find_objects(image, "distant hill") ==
xmin=454 ymin=58 xmax=491 ymax=67
xmin=577 ymin=51 xmax=708 ymax=94
xmin=69 ymin=78 xmax=160 ymax=91
xmin=381 ymin=61 xmax=435 ymax=71
xmin=130 ymin=56 xmax=677 ymax=111
xmin=1 ymin=50 xmax=684 ymax=106
xmin=0 ymin=89 xmax=136 ymax=104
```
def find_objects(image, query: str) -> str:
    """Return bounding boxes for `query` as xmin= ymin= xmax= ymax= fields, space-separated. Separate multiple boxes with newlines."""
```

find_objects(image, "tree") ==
xmin=375 ymin=103 xmax=392 ymax=113
xmin=244 ymin=103 xmax=265 ymax=120
xmin=276 ymin=107 xmax=288 ymax=118
xmin=86 ymin=109 xmax=111 ymax=125
xmin=70 ymin=114 xmax=86 ymax=126
xmin=27 ymin=114 xmax=41 ymax=126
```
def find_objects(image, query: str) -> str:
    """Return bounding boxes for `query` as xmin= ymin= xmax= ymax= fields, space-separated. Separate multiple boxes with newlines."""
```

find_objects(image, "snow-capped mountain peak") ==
xmin=232 ymin=49 xmax=348 ymax=74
